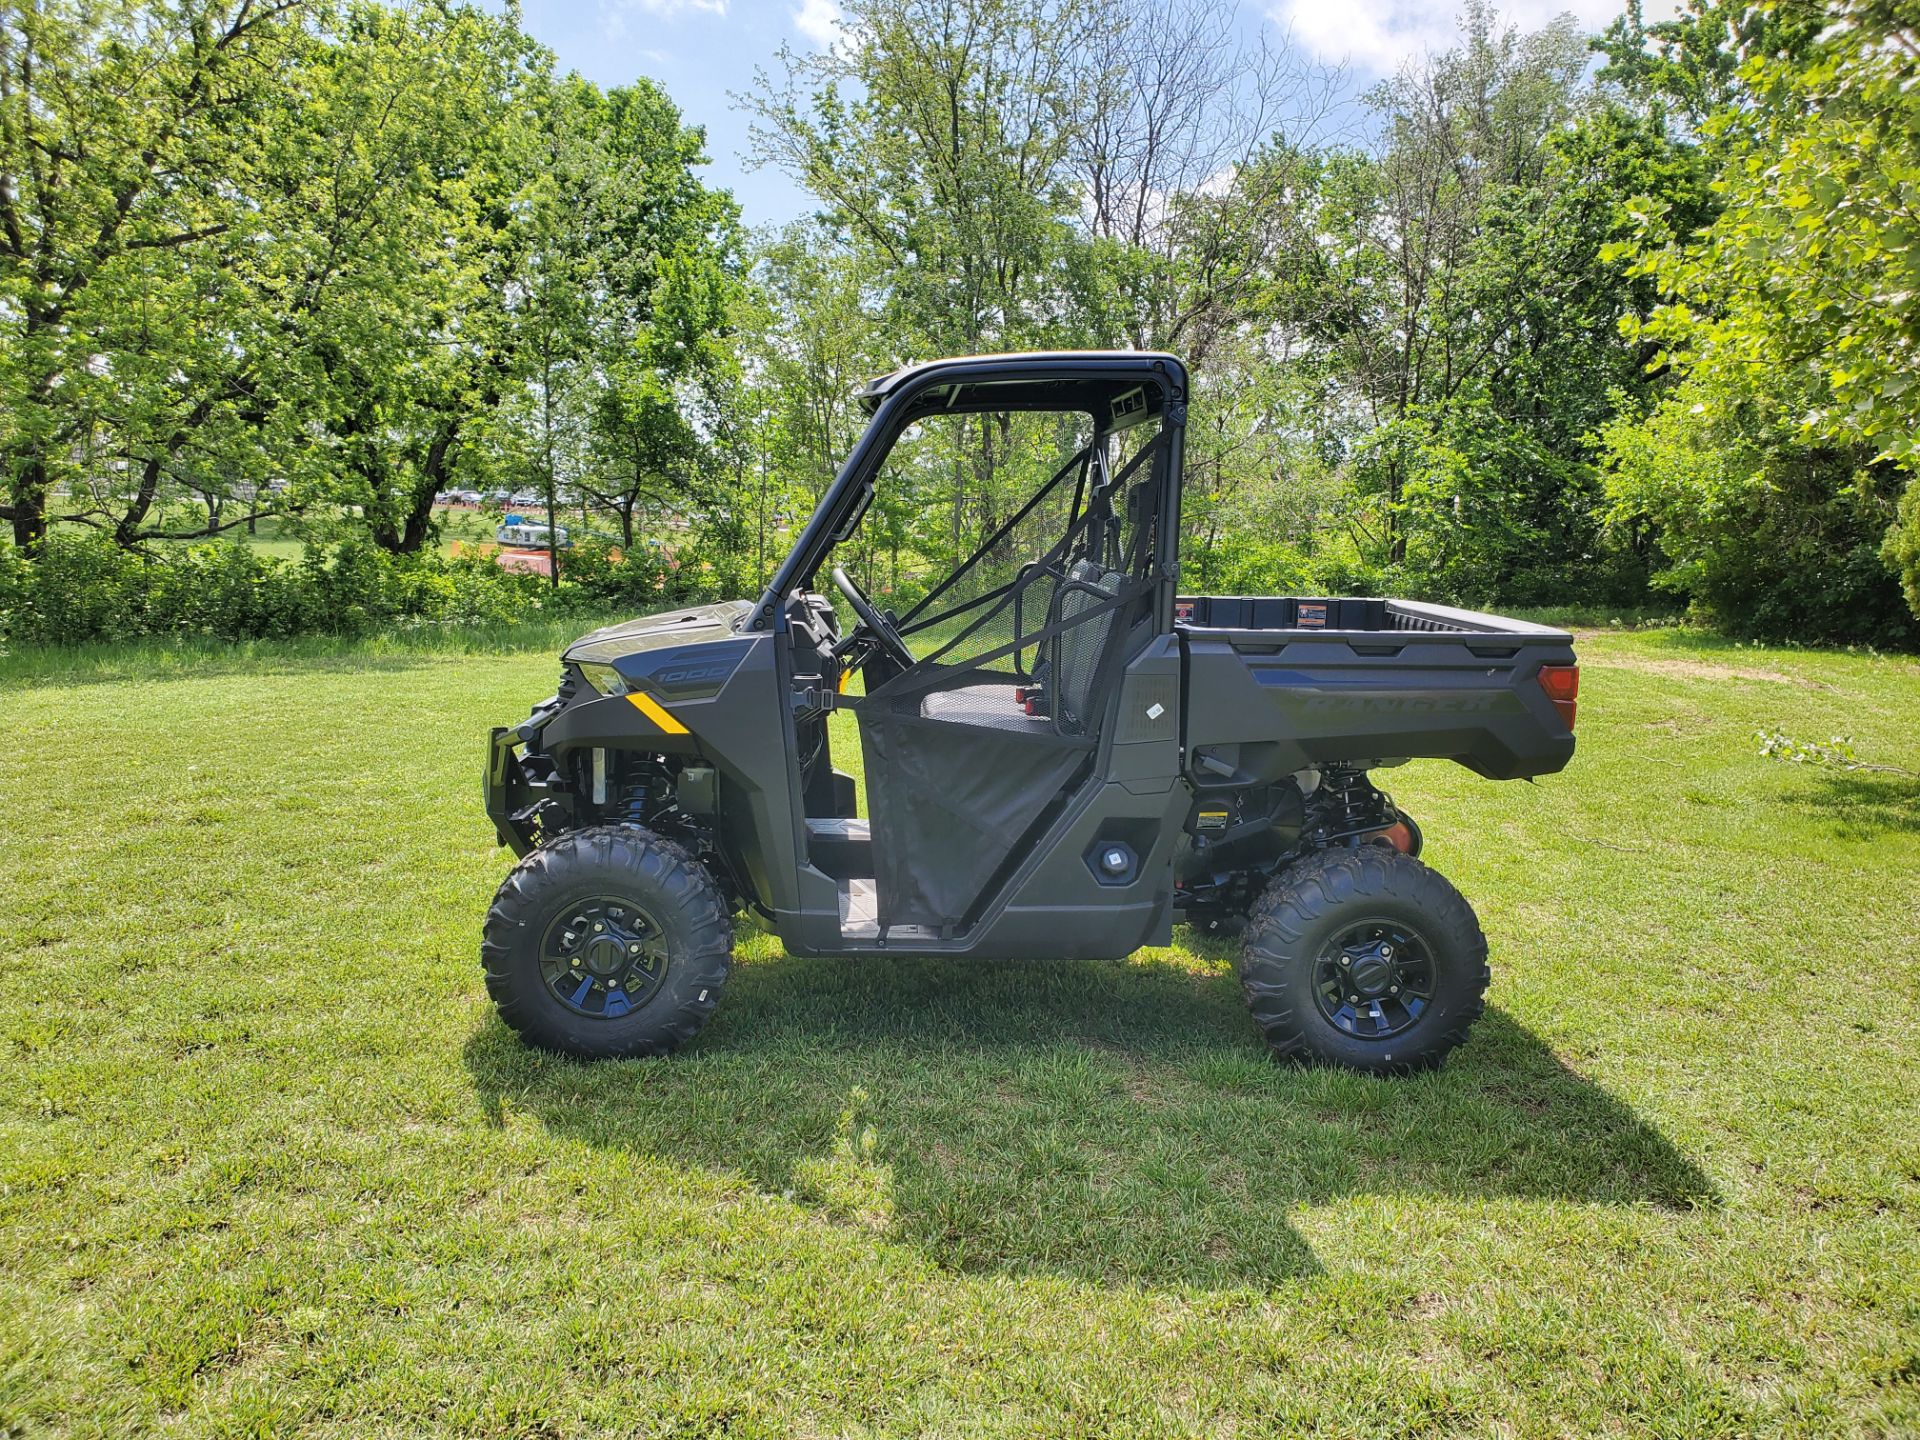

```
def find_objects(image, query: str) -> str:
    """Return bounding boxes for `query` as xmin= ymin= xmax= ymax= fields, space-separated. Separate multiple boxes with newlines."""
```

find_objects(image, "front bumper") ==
xmin=485 ymin=727 xmax=540 ymax=855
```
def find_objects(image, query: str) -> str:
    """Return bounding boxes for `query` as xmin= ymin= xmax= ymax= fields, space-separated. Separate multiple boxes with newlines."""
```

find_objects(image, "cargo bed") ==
xmin=1175 ymin=594 xmax=1573 ymax=642
xmin=1175 ymin=595 xmax=1578 ymax=782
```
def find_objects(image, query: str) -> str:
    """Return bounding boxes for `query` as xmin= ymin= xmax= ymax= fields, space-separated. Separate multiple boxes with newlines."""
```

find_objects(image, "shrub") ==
xmin=1601 ymin=371 xmax=1913 ymax=647
xmin=0 ymin=532 xmax=750 ymax=650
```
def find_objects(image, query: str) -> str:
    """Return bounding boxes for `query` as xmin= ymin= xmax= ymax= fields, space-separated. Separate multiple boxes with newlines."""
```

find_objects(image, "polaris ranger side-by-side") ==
xmin=482 ymin=352 xmax=1579 ymax=1072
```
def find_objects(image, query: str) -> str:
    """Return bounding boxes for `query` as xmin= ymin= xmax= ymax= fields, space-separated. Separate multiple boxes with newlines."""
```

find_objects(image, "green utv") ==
xmin=482 ymin=352 xmax=1580 ymax=1073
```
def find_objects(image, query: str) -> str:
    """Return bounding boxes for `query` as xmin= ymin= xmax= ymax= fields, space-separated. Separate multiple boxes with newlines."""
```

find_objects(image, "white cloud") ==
xmin=793 ymin=0 xmax=841 ymax=47
xmin=599 ymin=0 xmax=720 ymax=46
xmin=608 ymin=0 xmax=727 ymax=28
xmin=1273 ymin=0 xmax=1678 ymax=76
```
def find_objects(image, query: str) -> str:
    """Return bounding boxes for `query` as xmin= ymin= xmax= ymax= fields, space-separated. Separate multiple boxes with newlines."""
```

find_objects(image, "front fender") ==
xmin=540 ymin=693 xmax=706 ymax=759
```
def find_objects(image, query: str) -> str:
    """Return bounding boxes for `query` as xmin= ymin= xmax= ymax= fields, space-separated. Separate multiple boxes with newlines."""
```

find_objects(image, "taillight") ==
xmin=1538 ymin=663 xmax=1579 ymax=731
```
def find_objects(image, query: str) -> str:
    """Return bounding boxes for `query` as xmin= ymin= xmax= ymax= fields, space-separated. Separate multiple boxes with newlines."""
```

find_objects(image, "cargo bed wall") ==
xmin=1176 ymin=600 xmax=1577 ymax=782
xmin=1175 ymin=595 xmax=1570 ymax=639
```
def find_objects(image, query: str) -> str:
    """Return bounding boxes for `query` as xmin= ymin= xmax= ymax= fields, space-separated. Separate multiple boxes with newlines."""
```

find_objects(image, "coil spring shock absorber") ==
xmin=1311 ymin=767 xmax=1398 ymax=845
xmin=615 ymin=762 xmax=673 ymax=828
xmin=615 ymin=760 xmax=699 ymax=842
xmin=617 ymin=784 xmax=650 ymax=827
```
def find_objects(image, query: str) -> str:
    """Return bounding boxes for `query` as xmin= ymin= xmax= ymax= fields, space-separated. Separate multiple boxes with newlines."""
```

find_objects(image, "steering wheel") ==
xmin=831 ymin=565 xmax=915 ymax=671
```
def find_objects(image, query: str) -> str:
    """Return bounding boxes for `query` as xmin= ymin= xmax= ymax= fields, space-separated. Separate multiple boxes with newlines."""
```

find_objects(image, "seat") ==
xmin=914 ymin=560 xmax=1126 ymax=736
xmin=805 ymin=816 xmax=872 ymax=878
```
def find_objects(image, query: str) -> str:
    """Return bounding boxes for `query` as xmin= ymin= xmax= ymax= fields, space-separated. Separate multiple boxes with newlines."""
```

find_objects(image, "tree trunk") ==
xmin=371 ymin=421 xmax=459 ymax=555
xmin=371 ymin=476 xmax=442 ymax=554
xmin=115 ymin=457 xmax=165 ymax=548
xmin=1387 ymin=458 xmax=1407 ymax=566
xmin=10 ymin=457 xmax=49 ymax=549
xmin=757 ymin=448 xmax=768 ymax=580
xmin=538 ymin=345 xmax=560 ymax=588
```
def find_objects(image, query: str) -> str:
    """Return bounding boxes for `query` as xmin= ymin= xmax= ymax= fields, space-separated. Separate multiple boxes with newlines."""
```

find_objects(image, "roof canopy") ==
xmin=852 ymin=351 xmax=1186 ymax=423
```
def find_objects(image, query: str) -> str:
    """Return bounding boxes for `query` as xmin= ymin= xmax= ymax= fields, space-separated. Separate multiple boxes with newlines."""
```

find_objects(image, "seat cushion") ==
xmin=919 ymin=682 xmax=1052 ymax=732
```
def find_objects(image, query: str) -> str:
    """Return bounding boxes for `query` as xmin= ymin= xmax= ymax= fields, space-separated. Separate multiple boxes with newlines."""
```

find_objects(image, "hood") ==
xmin=563 ymin=600 xmax=755 ymax=665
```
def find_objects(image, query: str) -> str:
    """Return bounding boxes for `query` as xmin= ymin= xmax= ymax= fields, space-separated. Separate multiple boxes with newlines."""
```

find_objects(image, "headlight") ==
xmin=577 ymin=661 xmax=629 ymax=696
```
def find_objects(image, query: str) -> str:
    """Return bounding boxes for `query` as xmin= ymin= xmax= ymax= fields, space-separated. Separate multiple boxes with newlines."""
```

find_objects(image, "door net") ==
xmin=855 ymin=422 xmax=1167 ymax=932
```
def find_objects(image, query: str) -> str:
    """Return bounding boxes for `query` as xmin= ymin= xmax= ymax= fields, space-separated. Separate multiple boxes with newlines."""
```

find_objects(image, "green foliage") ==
xmin=1605 ymin=0 xmax=1920 ymax=635
xmin=0 ymin=0 xmax=738 ymax=574
xmin=0 ymin=531 xmax=755 ymax=648
xmin=746 ymin=0 xmax=1090 ymax=356
xmin=1626 ymin=0 xmax=1920 ymax=462
xmin=1888 ymin=479 xmax=1920 ymax=617
xmin=1241 ymin=10 xmax=1702 ymax=611
xmin=1601 ymin=367 xmax=1911 ymax=644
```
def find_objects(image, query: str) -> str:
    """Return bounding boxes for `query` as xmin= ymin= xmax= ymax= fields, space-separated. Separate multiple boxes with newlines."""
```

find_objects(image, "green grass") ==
xmin=0 ymin=614 xmax=630 ymax=688
xmin=2 ymin=626 xmax=1916 ymax=1437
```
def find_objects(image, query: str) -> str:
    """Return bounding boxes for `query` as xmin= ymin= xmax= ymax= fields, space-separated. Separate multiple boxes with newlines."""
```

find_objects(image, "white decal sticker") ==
xmin=1146 ymin=702 xmax=1165 ymax=720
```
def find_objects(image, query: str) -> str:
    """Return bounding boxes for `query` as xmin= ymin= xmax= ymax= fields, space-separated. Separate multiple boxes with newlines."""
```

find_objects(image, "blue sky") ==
xmin=514 ymin=0 xmax=1653 ymax=232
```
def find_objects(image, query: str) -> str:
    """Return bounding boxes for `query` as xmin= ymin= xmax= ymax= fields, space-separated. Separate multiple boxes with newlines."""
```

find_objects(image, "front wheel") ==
xmin=1239 ymin=848 xmax=1487 ymax=1074
xmin=481 ymin=825 xmax=733 ymax=1059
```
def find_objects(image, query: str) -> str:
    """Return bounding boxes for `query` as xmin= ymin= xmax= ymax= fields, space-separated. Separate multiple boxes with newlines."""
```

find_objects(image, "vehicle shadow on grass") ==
xmin=464 ymin=948 xmax=1716 ymax=1290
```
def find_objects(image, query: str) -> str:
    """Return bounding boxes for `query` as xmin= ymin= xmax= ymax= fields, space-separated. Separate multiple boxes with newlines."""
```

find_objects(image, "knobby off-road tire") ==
xmin=481 ymin=825 xmax=732 ymax=1059
xmin=1239 ymin=847 xmax=1487 ymax=1074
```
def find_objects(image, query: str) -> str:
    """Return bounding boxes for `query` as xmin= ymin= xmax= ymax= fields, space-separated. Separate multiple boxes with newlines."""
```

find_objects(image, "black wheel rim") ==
xmin=1311 ymin=918 xmax=1436 ymax=1040
xmin=538 ymin=895 xmax=670 ymax=1019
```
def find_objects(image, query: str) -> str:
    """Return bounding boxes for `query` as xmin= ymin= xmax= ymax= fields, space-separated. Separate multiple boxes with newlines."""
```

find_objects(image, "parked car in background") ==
xmin=496 ymin=516 xmax=572 ymax=549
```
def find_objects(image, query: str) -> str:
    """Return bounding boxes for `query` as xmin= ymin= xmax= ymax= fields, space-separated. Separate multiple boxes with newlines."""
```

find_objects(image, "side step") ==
xmin=839 ymin=878 xmax=880 ymax=939
xmin=835 ymin=878 xmax=942 ymax=945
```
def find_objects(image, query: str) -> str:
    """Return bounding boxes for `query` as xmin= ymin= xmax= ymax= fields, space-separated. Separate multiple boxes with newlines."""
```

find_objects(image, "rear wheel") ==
xmin=481 ymin=825 xmax=732 ymax=1059
xmin=1239 ymin=848 xmax=1486 ymax=1073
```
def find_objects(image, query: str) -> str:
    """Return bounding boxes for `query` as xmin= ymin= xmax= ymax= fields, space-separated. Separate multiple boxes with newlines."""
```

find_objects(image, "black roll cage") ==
xmin=746 ymin=352 xmax=1190 ymax=639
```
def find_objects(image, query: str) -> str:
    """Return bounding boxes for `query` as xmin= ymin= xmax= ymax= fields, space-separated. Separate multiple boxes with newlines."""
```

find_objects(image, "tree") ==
xmin=1605 ymin=0 xmax=1920 ymax=628
xmin=1067 ymin=0 xmax=1335 ymax=365
xmin=1283 ymin=5 xmax=1657 ymax=598
xmin=296 ymin=1 xmax=551 ymax=557
xmin=571 ymin=81 xmax=742 ymax=554
xmin=745 ymin=0 xmax=1091 ymax=359
xmin=0 ymin=0 xmax=559 ymax=558
xmin=0 ymin=0 xmax=308 ymax=550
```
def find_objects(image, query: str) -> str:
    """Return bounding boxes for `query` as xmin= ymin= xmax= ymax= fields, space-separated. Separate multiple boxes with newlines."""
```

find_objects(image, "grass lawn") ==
xmin=1 ymin=624 xmax=1916 ymax=1437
